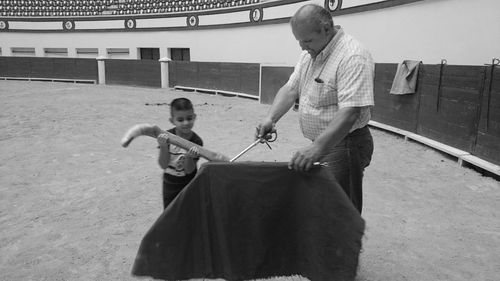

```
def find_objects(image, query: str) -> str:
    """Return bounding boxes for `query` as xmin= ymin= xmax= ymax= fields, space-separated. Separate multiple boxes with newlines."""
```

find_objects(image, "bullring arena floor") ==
xmin=1 ymin=80 xmax=498 ymax=281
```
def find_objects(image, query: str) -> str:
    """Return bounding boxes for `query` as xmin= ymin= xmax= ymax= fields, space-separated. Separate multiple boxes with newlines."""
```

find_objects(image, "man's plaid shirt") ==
xmin=286 ymin=26 xmax=375 ymax=141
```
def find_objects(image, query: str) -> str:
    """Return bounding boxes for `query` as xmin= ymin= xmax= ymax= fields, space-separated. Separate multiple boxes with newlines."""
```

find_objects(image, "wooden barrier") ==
xmin=416 ymin=64 xmax=484 ymax=152
xmin=258 ymin=63 xmax=500 ymax=168
xmin=1 ymin=56 xmax=498 ymax=168
xmin=260 ymin=65 xmax=294 ymax=105
xmin=168 ymin=61 xmax=259 ymax=98
xmin=105 ymin=59 xmax=161 ymax=88
xmin=0 ymin=57 xmax=98 ymax=82
xmin=473 ymin=64 xmax=500 ymax=165
xmin=372 ymin=63 xmax=499 ymax=167
xmin=372 ymin=63 xmax=420 ymax=132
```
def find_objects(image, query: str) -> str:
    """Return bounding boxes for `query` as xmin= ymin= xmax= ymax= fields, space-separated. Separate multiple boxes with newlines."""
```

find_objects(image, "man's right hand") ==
xmin=256 ymin=119 xmax=276 ymax=140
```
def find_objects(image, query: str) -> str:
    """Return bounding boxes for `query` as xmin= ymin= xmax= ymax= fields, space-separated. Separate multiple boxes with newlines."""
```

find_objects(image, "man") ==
xmin=256 ymin=4 xmax=374 ymax=213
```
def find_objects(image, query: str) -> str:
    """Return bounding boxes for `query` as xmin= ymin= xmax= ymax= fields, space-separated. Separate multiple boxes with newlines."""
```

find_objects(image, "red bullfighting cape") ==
xmin=132 ymin=162 xmax=365 ymax=281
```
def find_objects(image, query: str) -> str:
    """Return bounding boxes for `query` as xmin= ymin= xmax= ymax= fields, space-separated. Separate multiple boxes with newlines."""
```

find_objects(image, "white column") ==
xmin=35 ymin=47 xmax=44 ymax=57
xmin=159 ymin=57 xmax=172 ymax=89
xmin=68 ymin=48 xmax=77 ymax=58
xmin=130 ymin=47 xmax=139 ymax=60
xmin=1 ymin=46 xmax=10 ymax=56
xmin=98 ymin=48 xmax=107 ymax=58
xmin=96 ymin=56 xmax=106 ymax=85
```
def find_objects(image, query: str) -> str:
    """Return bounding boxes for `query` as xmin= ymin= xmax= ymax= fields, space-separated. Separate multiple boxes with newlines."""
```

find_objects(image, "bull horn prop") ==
xmin=121 ymin=123 xmax=229 ymax=162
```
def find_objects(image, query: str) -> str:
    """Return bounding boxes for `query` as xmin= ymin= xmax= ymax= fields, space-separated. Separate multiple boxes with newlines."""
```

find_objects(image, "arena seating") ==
xmin=0 ymin=0 xmax=260 ymax=17
xmin=112 ymin=0 xmax=260 ymax=15
xmin=0 ymin=0 xmax=115 ymax=16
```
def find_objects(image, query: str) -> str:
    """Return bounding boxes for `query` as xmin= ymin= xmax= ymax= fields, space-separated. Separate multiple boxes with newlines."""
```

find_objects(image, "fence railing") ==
xmin=1 ymin=56 xmax=498 ymax=169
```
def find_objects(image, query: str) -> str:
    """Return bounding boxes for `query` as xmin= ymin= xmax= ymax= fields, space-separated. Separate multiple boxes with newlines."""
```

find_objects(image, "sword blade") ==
xmin=230 ymin=139 xmax=262 ymax=162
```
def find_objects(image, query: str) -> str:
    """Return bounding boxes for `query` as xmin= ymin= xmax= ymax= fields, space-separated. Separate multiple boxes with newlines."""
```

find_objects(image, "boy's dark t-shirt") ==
xmin=163 ymin=127 xmax=203 ymax=183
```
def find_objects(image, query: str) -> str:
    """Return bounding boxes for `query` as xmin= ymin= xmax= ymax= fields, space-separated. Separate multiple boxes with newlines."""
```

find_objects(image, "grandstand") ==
xmin=1 ymin=0 xmax=113 ymax=17
xmin=0 ymin=0 xmax=260 ymax=17
xmin=113 ymin=0 xmax=260 ymax=15
xmin=0 ymin=0 xmax=499 ymax=174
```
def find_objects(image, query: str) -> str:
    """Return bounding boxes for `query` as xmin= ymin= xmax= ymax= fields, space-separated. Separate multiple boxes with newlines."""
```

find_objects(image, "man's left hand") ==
xmin=288 ymin=143 xmax=322 ymax=172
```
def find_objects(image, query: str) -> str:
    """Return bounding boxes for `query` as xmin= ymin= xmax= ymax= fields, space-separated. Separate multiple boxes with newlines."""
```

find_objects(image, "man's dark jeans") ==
xmin=322 ymin=126 xmax=374 ymax=214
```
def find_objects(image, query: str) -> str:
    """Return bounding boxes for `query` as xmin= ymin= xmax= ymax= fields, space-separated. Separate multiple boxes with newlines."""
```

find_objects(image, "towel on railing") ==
xmin=132 ymin=162 xmax=365 ymax=281
xmin=390 ymin=60 xmax=421 ymax=95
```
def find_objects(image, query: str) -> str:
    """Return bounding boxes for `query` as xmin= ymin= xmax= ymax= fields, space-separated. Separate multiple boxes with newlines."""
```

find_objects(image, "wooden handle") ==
xmin=121 ymin=123 xmax=229 ymax=162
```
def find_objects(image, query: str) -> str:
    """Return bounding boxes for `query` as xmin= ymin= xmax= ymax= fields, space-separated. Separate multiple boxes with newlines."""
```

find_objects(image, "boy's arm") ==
xmin=157 ymin=133 xmax=170 ymax=170
xmin=183 ymin=146 xmax=199 ymax=174
xmin=257 ymin=84 xmax=298 ymax=138
xmin=183 ymin=157 xmax=197 ymax=174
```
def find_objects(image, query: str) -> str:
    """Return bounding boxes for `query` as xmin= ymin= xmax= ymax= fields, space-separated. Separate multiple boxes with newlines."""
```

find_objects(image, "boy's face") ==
xmin=170 ymin=109 xmax=196 ymax=134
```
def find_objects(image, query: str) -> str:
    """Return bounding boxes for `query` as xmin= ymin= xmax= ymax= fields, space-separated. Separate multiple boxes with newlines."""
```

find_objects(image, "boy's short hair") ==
xmin=170 ymin=98 xmax=193 ymax=115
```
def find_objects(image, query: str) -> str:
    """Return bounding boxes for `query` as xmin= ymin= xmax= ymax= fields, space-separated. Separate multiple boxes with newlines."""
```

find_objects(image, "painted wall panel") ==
xmin=29 ymin=59 xmax=54 ymax=77
xmin=219 ymin=64 xmax=242 ymax=93
xmin=174 ymin=62 xmax=199 ymax=87
xmin=4 ymin=57 xmax=31 ymax=76
xmin=0 ymin=57 xmax=98 ymax=80
xmin=474 ymin=65 xmax=500 ymax=164
xmin=239 ymin=63 xmax=260 ymax=97
xmin=74 ymin=59 xmax=99 ymax=80
xmin=416 ymin=65 xmax=484 ymax=151
xmin=169 ymin=61 xmax=259 ymax=96
xmin=198 ymin=62 xmax=221 ymax=90
xmin=260 ymin=66 xmax=294 ymax=104
xmin=105 ymin=59 xmax=161 ymax=87
xmin=371 ymin=63 xmax=420 ymax=132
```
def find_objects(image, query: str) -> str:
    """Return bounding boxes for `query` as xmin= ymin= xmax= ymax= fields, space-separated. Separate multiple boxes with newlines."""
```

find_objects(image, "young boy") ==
xmin=157 ymin=98 xmax=203 ymax=209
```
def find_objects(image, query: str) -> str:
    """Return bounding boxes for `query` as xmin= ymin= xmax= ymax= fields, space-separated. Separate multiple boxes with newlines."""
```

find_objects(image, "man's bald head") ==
xmin=290 ymin=4 xmax=334 ymax=33
xmin=290 ymin=4 xmax=336 ymax=58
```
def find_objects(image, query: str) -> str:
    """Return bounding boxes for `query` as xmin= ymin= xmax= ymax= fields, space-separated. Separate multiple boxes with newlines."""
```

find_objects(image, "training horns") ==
xmin=121 ymin=123 xmax=229 ymax=162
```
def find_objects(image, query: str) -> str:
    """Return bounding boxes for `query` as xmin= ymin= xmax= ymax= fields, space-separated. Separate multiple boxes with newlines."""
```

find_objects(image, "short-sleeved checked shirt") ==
xmin=286 ymin=26 xmax=374 ymax=141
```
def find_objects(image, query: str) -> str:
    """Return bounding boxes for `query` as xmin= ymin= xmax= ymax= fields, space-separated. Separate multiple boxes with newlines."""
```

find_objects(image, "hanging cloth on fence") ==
xmin=390 ymin=60 xmax=422 ymax=95
xmin=132 ymin=162 xmax=365 ymax=281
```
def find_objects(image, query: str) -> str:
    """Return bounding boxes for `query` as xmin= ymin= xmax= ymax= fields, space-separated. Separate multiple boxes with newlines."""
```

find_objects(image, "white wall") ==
xmin=0 ymin=0 xmax=498 ymax=66
xmin=337 ymin=0 xmax=500 ymax=65
xmin=182 ymin=24 xmax=300 ymax=65
xmin=0 ymin=24 xmax=300 ymax=64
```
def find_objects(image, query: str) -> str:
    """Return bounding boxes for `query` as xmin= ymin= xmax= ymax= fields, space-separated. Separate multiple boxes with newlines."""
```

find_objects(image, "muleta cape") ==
xmin=132 ymin=162 xmax=365 ymax=281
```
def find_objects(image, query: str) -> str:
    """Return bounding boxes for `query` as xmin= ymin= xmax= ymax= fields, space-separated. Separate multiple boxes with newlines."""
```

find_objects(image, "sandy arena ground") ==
xmin=0 ymin=80 xmax=499 ymax=281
